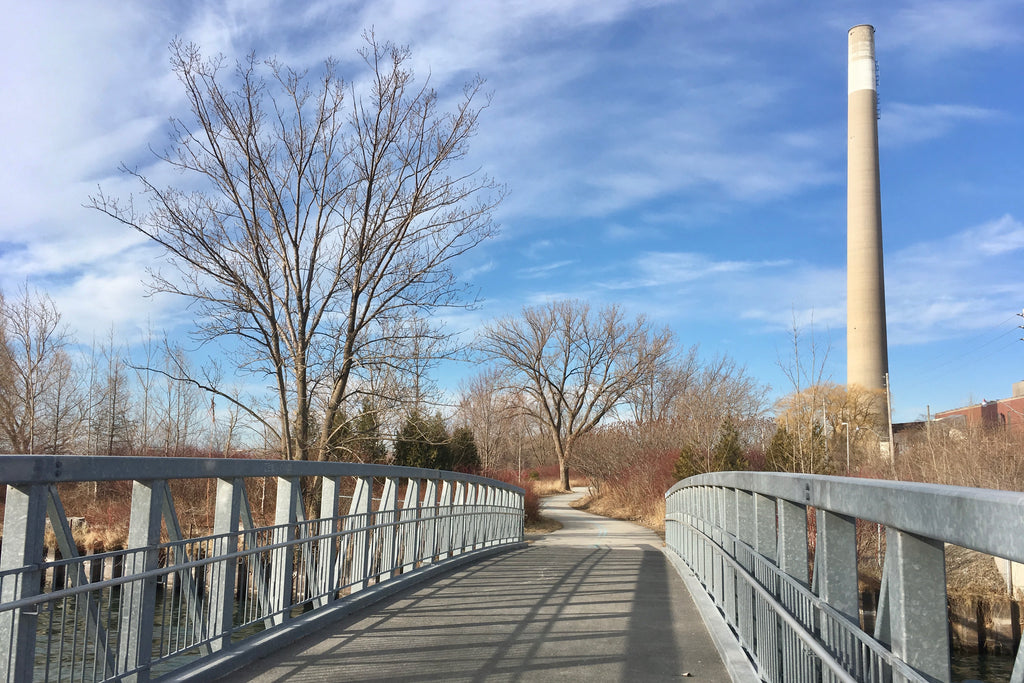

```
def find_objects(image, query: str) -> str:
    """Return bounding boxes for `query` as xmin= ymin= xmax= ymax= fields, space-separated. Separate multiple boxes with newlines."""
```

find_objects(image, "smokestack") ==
xmin=847 ymin=25 xmax=888 ymax=393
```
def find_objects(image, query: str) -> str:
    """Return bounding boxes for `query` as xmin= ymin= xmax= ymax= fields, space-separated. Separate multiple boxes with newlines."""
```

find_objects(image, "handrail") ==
xmin=1 ymin=455 xmax=526 ymax=682
xmin=665 ymin=471 xmax=1024 ymax=683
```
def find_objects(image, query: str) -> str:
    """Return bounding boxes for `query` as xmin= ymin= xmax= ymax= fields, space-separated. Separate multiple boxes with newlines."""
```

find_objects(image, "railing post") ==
xmin=0 ymin=483 xmax=47 ymax=683
xmin=754 ymin=493 xmax=777 ymax=564
xmin=816 ymin=507 xmax=859 ymax=676
xmin=778 ymin=499 xmax=809 ymax=588
xmin=316 ymin=476 xmax=341 ymax=606
xmin=347 ymin=477 xmax=373 ymax=591
xmin=377 ymin=477 xmax=400 ymax=580
xmin=461 ymin=483 xmax=476 ymax=551
xmin=437 ymin=480 xmax=453 ymax=558
xmin=753 ymin=492 xmax=780 ymax=678
xmin=516 ymin=488 xmax=525 ymax=541
xmin=736 ymin=489 xmax=755 ymax=549
xmin=734 ymin=489 xmax=757 ymax=652
xmin=886 ymin=528 xmax=950 ymax=683
xmin=209 ymin=477 xmax=245 ymax=650
xmin=702 ymin=487 xmax=714 ymax=584
xmin=269 ymin=476 xmax=300 ymax=625
xmin=777 ymin=498 xmax=813 ymax=683
xmin=815 ymin=509 xmax=859 ymax=623
xmin=722 ymin=487 xmax=739 ymax=626
xmin=482 ymin=486 xmax=496 ymax=547
xmin=451 ymin=482 xmax=466 ymax=555
xmin=118 ymin=480 xmax=165 ymax=682
xmin=400 ymin=478 xmax=421 ymax=572
xmin=711 ymin=487 xmax=725 ymax=606
xmin=421 ymin=479 xmax=438 ymax=563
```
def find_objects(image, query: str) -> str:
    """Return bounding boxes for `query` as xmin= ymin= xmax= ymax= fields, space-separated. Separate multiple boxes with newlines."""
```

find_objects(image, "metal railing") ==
xmin=665 ymin=472 xmax=1024 ymax=683
xmin=0 ymin=456 xmax=525 ymax=682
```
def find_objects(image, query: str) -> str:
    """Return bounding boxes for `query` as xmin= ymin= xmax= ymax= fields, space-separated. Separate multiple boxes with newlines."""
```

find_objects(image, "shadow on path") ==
xmin=229 ymin=492 xmax=729 ymax=682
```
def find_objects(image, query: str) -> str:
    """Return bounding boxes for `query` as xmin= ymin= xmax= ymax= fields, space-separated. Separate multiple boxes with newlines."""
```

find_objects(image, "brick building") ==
xmin=934 ymin=381 xmax=1024 ymax=431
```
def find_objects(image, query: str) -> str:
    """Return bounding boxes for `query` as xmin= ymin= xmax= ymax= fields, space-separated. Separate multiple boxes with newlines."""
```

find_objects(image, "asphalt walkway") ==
xmin=226 ymin=492 xmax=733 ymax=682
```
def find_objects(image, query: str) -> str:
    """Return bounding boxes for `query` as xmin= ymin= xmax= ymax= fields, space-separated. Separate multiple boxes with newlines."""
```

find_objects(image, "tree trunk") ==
xmin=560 ymin=462 xmax=571 ymax=492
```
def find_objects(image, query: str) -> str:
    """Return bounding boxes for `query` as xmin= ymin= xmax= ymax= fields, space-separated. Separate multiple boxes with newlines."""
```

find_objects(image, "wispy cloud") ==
xmin=888 ymin=0 xmax=1024 ymax=56
xmin=881 ymin=103 xmax=1001 ymax=146
xmin=518 ymin=260 xmax=576 ymax=279
xmin=886 ymin=214 xmax=1024 ymax=343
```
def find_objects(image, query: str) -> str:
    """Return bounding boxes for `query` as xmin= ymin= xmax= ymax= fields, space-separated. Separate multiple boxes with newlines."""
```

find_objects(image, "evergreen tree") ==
xmin=393 ymin=411 xmax=451 ymax=469
xmin=673 ymin=442 xmax=701 ymax=481
xmin=764 ymin=425 xmax=795 ymax=472
xmin=712 ymin=418 xmax=747 ymax=472
xmin=448 ymin=426 xmax=480 ymax=472
xmin=764 ymin=422 xmax=832 ymax=474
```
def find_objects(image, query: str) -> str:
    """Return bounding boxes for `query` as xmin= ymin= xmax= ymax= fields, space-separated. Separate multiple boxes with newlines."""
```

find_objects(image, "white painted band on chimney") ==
xmin=848 ymin=56 xmax=875 ymax=93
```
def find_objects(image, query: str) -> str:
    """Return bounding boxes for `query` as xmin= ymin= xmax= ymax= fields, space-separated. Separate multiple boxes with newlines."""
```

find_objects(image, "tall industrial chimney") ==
xmin=847 ymin=25 xmax=888 ymax=393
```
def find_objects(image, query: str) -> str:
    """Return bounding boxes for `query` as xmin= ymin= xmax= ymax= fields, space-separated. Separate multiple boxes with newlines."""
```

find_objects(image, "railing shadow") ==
xmin=229 ymin=545 xmax=699 ymax=682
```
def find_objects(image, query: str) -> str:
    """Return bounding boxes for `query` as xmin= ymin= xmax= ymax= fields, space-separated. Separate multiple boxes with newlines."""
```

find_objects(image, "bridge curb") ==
xmin=663 ymin=548 xmax=759 ymax=683
xmin=159 ymin=542 xmax=529 ymax=682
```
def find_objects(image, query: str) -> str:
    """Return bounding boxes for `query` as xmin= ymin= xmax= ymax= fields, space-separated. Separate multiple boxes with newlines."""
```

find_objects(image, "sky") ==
xmin=1 ymin=0 xmax=1022 ymax=423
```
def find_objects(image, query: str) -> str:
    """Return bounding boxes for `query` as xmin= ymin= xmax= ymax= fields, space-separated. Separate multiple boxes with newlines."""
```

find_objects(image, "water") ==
xmin=952 ymin=651 xmax=1015 ymax=683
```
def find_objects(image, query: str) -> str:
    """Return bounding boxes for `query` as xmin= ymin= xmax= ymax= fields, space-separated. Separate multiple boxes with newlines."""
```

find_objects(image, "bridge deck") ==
xmin=228 ymin=494 xmax=732 ymax=682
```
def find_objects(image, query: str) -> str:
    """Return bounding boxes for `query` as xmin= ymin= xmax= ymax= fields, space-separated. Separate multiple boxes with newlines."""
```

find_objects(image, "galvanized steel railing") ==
xmin=665 ymin=472 xmax=1024 ymax=683
xmin=0 ymin=456 xmax=525 ymax=682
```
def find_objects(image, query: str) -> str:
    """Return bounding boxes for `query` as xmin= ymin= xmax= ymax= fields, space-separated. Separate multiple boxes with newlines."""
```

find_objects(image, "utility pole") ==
xmin=841 ymin=422 xmax=851 ymax=474
xmin=884 ymin=372 xmax=895 ymax=467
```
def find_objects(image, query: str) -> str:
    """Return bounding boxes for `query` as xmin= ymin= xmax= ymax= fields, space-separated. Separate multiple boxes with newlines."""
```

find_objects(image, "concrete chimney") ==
xmin=847 ymin=25 xmax=889 ymax=393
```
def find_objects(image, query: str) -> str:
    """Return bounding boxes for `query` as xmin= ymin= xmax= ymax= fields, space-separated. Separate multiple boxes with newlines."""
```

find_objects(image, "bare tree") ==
xmin=672 ymin=354 xmax=769 ymax=472
xmin=40 ymin=348 xmax=87 ymax=454
xmin=0 ymin=287 xmax=81 ymax=454
xmin=457 ymin=367 xmax=514 ymax=471
xmin=89 ymin=329 xmax=134 ymax=456
xmin=627 ymin=344 xmax=698 ymax=426
xmin=91 ymin=35 xmax=502 ymax=461
xmin=155 ymin=345 xmax=204 ymax=456
xmin=480 ymin=299 xmax=673 ymax=490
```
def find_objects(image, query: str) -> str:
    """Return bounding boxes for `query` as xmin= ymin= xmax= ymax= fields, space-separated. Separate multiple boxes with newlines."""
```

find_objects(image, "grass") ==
xmin=570 ymin=491 xmax=666 ymax=536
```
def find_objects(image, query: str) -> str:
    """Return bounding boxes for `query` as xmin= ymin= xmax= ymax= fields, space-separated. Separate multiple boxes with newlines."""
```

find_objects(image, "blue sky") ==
xmin=1 ymin=0 xmax=1022 ymax=422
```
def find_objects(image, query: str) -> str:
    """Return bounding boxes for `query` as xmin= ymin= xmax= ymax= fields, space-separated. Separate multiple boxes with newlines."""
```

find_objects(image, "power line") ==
xmin=895 ymin=312 xmax=1021 ymax=397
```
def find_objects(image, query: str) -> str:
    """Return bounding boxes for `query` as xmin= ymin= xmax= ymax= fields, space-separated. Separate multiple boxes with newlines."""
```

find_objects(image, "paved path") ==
xmin=227 ymin=492 xmax=732 ymax=682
